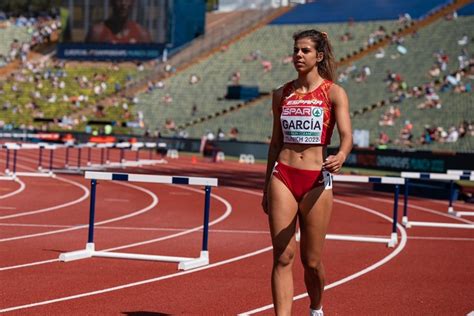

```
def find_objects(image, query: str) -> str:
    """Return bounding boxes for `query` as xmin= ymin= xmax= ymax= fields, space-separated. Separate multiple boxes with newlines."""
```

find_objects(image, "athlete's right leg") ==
xmin=267 ymin=175 xmax=299 ymax=316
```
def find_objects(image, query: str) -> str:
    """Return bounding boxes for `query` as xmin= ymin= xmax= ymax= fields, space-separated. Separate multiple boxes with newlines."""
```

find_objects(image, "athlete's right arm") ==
xmin=262 ymin=87 xmax=284 ymax=213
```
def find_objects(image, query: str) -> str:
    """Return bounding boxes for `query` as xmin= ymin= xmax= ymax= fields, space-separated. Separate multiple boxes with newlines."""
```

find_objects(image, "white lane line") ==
xmin=0 ymin=185 xmax=230 ymax=271
xmin=407 ymin=236 xmax=474 ymax=241
xmin=104 ymin=198 xmax=130 ymax=202
xmin=368 ymin=196 xmax=474 ymax=224
xmin=0 ymin=177 xmax=89 ymax=221
xmin=2 ymin=222 xmax=470 ymax=241
xmin=0 ymin=178 xmax=25 ymax=200
xmin=430 ymin=198 xmax=474 ymax=210
xmin=0 ymin=189 xmax=407 ymax=313
xmin=97 ymin=185 xmax=232 ymax=253
xmin=0 ymin=223 xmax=267 ymax=234
xmin=0 ymin=206 xmax=17 ymax=210
xmin=0 ymin=181 xmax=157 ymax=242
xmin=168 ymin=192 xmax=192 ymax=196
xmin=239 ymin=197 xmax=408 ymax=315
xmin=0 ymin=246 xmax=271 ymax=313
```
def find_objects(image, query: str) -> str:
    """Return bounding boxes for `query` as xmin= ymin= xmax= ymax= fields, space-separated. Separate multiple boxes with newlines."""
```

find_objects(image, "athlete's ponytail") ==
xmin=293 ymin=29 xmax=336 ymax=82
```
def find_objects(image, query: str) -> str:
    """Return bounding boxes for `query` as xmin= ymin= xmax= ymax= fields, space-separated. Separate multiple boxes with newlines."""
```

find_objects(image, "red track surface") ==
xmin=0 ymin=147 xmax=473 ymax=315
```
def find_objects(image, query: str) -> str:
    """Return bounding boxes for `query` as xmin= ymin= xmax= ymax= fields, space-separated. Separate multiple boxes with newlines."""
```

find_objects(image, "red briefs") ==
xmin=272 ymin=161 xmax=331 ymax=201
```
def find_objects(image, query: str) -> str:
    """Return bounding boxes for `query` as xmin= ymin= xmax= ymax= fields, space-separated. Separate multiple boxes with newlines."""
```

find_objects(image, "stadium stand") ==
xmin=158 ymin=12 xmax=473 ymax=151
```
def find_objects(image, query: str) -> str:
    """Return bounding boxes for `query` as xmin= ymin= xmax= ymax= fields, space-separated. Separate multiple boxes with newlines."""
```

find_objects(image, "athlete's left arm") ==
xmin=322 ymin=84 xmax=353 ymax=173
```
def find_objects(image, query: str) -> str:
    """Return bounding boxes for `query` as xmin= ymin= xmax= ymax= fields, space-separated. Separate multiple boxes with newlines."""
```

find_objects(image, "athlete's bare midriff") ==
xmin=278 ymin=143 xmax=327 ymax=170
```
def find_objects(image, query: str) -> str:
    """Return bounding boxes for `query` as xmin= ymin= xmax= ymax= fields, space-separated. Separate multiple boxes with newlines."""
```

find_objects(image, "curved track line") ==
xmin=240 ymin=197 xmax=409 ymax=315
xmin=0 ymin=182 xmax=157 ymax=242
xmin=430 ymin=199 xmax=474 ymax=210
xmin=0 ymin=185 xmax=230 ymax=271
xmin=0 ymin=188 xmax=405 ymax=313
xmin=0 ymin=178 xmax=25 ymax=200
xmin=368 ymin=196 xmax=474 ymax=224
xmin=0 ymin=156 xmax=89 ymax=219
xmin=102 ymin=185 xmax=232 ymax=252
xmin=0 ymin=188 xmax=234 ymax=312
xmin=0 ymin=177 xmax=89 ymax=220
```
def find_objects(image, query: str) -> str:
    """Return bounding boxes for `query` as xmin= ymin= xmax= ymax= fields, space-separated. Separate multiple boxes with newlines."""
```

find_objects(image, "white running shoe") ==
xmin=310 ymin=307 xmax=323 ymax=316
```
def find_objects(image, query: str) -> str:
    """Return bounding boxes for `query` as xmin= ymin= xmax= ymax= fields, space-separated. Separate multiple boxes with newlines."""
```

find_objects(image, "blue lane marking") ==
xmin=172 ymin=177 xmax=189 ymax=185
xmin=420 ymin=173 xmax=430 ymax=179
xmin=112 ymin=173 xmax=129 ymax=181
xmin=368 ymin=177 xmax=382 ymax=183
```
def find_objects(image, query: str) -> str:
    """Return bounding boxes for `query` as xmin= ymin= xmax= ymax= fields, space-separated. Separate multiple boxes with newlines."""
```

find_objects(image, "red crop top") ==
xmin=279 ymin=79 xmax=336 ymax=145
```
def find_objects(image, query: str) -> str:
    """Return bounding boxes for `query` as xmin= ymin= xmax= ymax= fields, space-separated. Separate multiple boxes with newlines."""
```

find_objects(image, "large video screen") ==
xmin=61 ymin=0 xmax=169 ymax=44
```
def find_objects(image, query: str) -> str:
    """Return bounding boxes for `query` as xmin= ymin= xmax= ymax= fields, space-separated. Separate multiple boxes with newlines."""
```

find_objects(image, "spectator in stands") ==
xmin=228 ymin=127 xmax=239 ymax=141
xmin=191 ymin=103 xmax=198 ymax=116
xmin=377 ymin=131 xmax=390 ymax=146
xmin=189 ymin=73 xmax=201 ymax=84
xmin=85 ymin=0 xmax=151 ymax=44
xmin=446 ymin=126 xmax=459 ymax=143
xmin=230 ymin=70 xmax=241 ymax=85
xmin=164 ymin=118 xmax=175 ymax=131
xmin=262 ymin=60 xmax=272 ymax=73
xmin=339 ymin=31 xmax=353 ymax=42
xmin=375 ymin=48 xmax=385 ymax=59
xmin=262 ymin=30 xmax=352 ymax=316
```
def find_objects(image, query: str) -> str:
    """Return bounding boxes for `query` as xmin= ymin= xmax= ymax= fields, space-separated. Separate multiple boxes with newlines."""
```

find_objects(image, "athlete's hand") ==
xmin=261 ymin=191 xmax=269 ymax=214
xmin=322 ymin=152 xmax=346 ymax=174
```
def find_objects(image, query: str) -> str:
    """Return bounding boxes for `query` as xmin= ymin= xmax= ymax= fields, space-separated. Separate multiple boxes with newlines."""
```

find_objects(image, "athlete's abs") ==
xmin=278 ymin=144 xmax=327 ymax=170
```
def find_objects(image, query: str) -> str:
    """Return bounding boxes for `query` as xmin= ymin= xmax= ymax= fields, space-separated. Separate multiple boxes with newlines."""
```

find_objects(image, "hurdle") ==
xmin=447 ymin=170 xmax=474 ymax=216
xmin=59 ymin=171 xmax=218 ymax=270
xmin=401 ymin=172 xmax=474 ymax=228
xmin=330 ymin=174 xmax=403 ymax=247
xmin=2 ymin=143 xmax=56 ymax=178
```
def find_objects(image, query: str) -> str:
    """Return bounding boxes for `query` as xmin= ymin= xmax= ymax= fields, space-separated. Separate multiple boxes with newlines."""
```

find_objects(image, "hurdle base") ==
xmin=406 ymin=221 xmax=474 ymax=229
xmin=52 ymin=168 xmax=84 ymax=175
xmin=59 ymin=243 xmax=95 ymax=262
xmin=10 ymin=171 xmax=55 ymax=178
xmin=60 ymin=245 xmax=209 ymax=270
xmin=402 ymin=216 xmax=409 ymax=226
xmin=388 ymin=232 xmax=398 ymax=248
xmin=326 ymin=234 xmax=396 ymax=247
xmin=178 ymin=251 xmax=209 ymax=270
xmin=454 ymin=211 xmax=474 ymax=217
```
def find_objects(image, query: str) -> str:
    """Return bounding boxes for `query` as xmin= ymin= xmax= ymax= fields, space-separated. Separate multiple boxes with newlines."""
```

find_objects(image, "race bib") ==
xmin=281 ymin=106 xmax=324 ymax=144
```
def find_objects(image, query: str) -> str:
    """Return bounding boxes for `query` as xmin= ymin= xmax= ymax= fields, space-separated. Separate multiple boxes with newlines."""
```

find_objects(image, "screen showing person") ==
xmin=85 ymin=0 xmax=151 ymax=44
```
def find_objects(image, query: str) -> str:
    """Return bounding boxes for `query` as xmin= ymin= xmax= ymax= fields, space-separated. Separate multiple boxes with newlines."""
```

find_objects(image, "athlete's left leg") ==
xmin=298 ymin=184 xmax=333 ymax=311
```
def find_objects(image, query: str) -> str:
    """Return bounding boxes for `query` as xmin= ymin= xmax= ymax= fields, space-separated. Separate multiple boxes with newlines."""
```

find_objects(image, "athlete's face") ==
xmin=293 ymin=38 xmax=323 ymax=73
